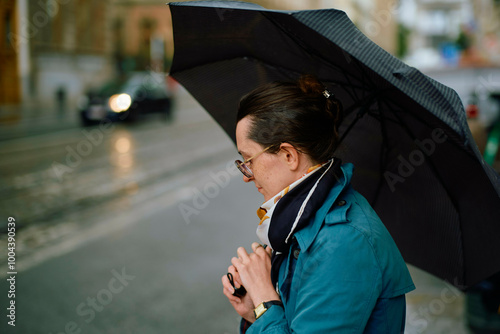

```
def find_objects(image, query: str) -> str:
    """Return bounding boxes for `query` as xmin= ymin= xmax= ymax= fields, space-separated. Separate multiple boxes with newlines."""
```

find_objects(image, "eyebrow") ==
xmin=237 ymin=150 xmax=247 ymax=157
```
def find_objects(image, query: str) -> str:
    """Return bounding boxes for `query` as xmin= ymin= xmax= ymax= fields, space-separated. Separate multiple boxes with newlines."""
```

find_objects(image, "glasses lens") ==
xmin=235 ymin=160 xmax=253 ymax=178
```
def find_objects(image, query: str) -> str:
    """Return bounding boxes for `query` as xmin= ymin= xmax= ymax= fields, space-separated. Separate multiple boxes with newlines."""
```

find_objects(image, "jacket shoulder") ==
xmin=320 ymin=189 xmax=415 ymax=298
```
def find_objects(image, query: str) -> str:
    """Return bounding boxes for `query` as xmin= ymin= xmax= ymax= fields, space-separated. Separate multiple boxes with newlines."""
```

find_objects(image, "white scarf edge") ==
xmin=284 ymin=159 xmax=335 ymax=245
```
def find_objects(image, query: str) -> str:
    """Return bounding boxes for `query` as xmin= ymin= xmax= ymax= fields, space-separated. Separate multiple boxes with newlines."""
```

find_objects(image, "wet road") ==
xmin=0 ymin=89 xmax=475 ymax=333
xmin=0 ymin=94 xmax=232 ymax=232
xmin=0 ymin=161 xmax=261 ymax=333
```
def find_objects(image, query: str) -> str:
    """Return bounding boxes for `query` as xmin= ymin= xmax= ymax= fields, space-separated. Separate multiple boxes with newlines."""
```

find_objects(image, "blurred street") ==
xmin=0 ymin=88 xmax=482 ymax=334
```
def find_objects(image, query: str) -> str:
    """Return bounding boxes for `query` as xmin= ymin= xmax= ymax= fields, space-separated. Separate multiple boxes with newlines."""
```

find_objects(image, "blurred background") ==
xmin=0 ymin=0 xmax=499 ymax=333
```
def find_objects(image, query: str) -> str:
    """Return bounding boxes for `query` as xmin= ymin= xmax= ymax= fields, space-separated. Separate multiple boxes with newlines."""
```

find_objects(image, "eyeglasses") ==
xmin=235 ymin=145 xmax=274 ymax=178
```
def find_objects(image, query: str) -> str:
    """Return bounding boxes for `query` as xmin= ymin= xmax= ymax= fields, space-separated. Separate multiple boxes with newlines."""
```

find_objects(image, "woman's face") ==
xmin=236 ymin=117 xmax=299 ymax=202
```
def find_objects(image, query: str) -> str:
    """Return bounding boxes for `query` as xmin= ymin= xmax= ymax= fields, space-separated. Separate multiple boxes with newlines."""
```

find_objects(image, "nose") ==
xmin=243 ymin=175 xmax=254 ymax=183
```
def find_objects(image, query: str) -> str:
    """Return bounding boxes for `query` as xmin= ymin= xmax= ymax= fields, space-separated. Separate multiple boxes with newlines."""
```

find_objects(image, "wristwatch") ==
xmin=254 ymin=300 xmax=284 ymax=320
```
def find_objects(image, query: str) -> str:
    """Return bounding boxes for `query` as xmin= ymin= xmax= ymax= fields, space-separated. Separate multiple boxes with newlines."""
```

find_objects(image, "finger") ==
xmin=231 ymin=256 xmax=243 ymax=271
xmin=252 ymin=243 xmax=267 ymax=258
xmin=222 ymin=273 xmax=232 ymax=287
xmin=222 ymin=275 xmax=243 ymax=303
xmin=222 ymin=275 xmax=235 ymax=292
xmin=222 ymin=285 xmax=241 ymax=304
xmin=236 ymin=246 xmax=249 ymax=261
xmin=225 ymin=269 xmax=242 ymax=288
xmin=265 ymin=245 xmax=273 ymax=257
xmin=228 ymin=267 xmax=243 ymax=287
xmin=251 ymin=242 xmax=263 ymax=252
xmin=228 ymin=265 xmax=237 ymax=275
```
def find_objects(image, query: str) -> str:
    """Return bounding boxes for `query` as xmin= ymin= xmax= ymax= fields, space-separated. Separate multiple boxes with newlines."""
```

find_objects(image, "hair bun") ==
xmin=297 ymin=74 xmax=343 ymax=127
xmin=297 ymin=74 xmax=324 ymax=96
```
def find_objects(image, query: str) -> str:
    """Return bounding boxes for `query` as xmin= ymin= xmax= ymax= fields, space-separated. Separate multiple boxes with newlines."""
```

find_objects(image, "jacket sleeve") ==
xmin=246 ymin=224 xmax=382 ymax=333
xmin=240 ymin=318 xmax=252 ymax=333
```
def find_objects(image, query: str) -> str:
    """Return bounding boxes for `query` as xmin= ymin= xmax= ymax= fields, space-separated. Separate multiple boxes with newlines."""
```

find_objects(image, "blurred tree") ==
xmin=456 ymin=26 xmax=473 ymax=51
xmin=396 ymin=23 xmax=410 ymax=59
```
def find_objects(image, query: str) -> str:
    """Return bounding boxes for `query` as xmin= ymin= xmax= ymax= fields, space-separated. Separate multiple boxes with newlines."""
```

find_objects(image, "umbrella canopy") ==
xmin=168 ymin=1 xmax=500 ymax=290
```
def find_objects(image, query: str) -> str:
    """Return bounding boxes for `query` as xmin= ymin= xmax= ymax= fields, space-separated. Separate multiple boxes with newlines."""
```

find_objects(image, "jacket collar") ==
xmin=293 ymin=163 xmax=354 ymax=252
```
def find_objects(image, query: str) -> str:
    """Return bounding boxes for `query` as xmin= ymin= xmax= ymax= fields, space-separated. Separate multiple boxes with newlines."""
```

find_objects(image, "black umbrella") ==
xmin=168 ymin=1 xmax=500 ymax=290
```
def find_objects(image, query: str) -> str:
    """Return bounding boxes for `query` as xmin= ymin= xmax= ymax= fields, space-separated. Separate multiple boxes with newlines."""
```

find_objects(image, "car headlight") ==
xmin=109 ymin=93 xmax=132 ymax=113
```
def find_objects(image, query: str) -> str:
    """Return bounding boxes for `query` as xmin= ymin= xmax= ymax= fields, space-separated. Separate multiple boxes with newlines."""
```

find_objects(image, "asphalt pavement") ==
xmin=1 ymin=159 xmax=262 ymax=333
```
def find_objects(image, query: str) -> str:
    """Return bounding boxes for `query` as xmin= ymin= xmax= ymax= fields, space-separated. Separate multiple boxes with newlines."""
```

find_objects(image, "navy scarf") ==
xmin=269 ymin=158 xmax=344 ymax=286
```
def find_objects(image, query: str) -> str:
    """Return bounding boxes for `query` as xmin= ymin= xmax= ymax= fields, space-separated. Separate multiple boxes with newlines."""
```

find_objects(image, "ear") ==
xmin=279 ymin=143 xmax=301 ymax=171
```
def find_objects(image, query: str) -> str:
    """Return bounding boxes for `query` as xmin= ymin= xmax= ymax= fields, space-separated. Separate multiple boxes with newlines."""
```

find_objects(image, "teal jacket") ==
xmin=245 ymin=163 xmax=415 ymax=333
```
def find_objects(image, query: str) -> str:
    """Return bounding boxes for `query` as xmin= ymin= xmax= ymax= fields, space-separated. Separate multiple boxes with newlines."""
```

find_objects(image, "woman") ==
xmin=221 ymin=75 xmax=415 ymax=333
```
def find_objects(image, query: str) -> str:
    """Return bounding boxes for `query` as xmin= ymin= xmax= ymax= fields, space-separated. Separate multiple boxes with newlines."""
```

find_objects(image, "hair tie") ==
xmin=322 ymin=89 xmax=331 ymax=99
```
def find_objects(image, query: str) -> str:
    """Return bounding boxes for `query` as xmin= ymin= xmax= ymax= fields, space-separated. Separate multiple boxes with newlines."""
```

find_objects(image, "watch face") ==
xmin=254 ymin=303 xmax=267 ymax=319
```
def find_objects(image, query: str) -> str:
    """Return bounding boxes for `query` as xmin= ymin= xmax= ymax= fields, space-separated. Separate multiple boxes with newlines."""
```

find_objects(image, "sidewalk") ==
xmin=0 ymin=101 xmax=80 ymax=142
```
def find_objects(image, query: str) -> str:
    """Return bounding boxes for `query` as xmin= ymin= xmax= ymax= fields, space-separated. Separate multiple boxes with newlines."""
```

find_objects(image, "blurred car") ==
xmin=78 ymin=71 xmax=175 ymax=126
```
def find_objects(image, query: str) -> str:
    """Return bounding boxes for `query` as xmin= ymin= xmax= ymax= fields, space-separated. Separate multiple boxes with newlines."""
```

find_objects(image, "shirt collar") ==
xmin=257 ymin=163 xmax=324 ymax=220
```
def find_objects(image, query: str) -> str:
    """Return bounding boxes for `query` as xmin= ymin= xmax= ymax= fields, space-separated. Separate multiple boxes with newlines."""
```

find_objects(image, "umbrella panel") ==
xmin=337 ymin=99 xmax=500 ymax=288
xmin=171 ymin=4 xmax=394 ymax=118
xmin=336 ymin=108 xmax=464 ymax=286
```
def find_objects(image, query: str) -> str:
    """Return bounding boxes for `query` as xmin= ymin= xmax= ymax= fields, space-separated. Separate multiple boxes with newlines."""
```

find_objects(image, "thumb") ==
xmin=265 ymin=245 xmax=273 ymax=257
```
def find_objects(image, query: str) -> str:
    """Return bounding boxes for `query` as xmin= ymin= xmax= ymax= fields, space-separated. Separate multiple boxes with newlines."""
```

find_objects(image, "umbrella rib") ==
xmin=390 ymin=109 xmax=460 ymax=213
xmin=317 ymin=51 xmax=373 ymax=104
xmin=358 ymin=57 xmax=378 ymax=90
xmin=385 ymin=95 xmax=475 ymax=159
xmin=387 ymin=105 xmax=466 ymax=286
xmin=336 ymin=99 xmax=372 ymax=152
xmin=372 ymin=100 xmax=390 ymax=207
xmin=342 ymin=89 xmax=390 ymax=115
xmin=367 ymin=110 xmax=404 ymax=127
xmin=261 ymin=12 xmax=368 ymax=101
xmin=378 ymin=92 xmax=479 ymax=287
xmin=317 ymin=39 xmax=379 ymax=102
xmin=336 ymin=47 xmax=378 ymax=102
xmin=337 ymin=66 xmax=360 ymax=102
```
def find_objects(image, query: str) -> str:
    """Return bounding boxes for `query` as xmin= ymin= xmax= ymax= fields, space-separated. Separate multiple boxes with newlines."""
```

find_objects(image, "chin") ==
xmin=259 ymin=185 xmax=283 ymax=202
xmin=259 ymin=190 xmax=268 ymax=201
xmin=259 ymin=189 xmax=270 ymax=201
xmin=262 ymin=190 xmax=279 ymax=203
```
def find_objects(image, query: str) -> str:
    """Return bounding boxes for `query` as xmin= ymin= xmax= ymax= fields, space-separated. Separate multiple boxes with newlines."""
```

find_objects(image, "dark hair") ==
xmin=236 ymin=75 xmax=343 ymax=164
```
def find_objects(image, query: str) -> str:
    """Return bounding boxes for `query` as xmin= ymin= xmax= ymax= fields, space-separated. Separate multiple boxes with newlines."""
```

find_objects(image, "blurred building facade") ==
xmin=0 ymin=0 xmax=116 ymax=120
xmin=0 ymin=0 xmax=177 ymax=121
xmin=259 ymin=0 xmax=500 ymax=68
xmin=400 ymin=0 xmax=500 ymax=68
xmin=113 ymin=0 xmax=174 ymax=73
xmin=0 ymin=0 xmax=20 ymax=109
xmin=471 ymin=0 xmax=500 ymax=64
xmin=29 ymin=0 xmax=115 ymax=107
xmin=253 ymin=0 xmax=399 ymax=54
